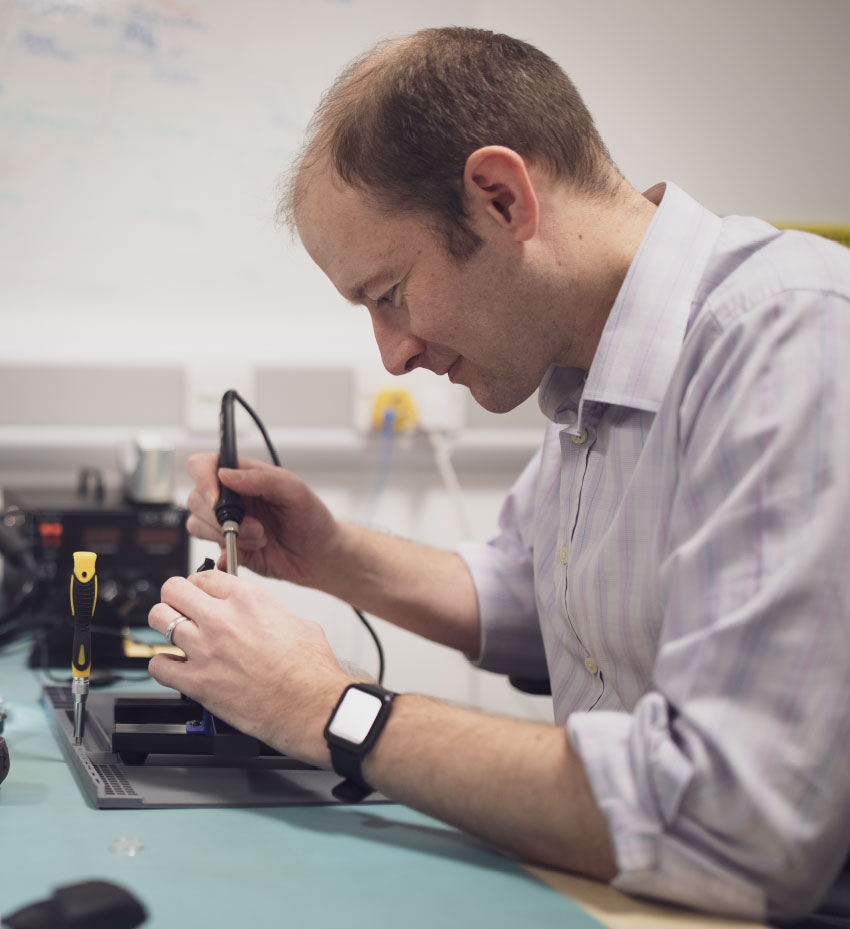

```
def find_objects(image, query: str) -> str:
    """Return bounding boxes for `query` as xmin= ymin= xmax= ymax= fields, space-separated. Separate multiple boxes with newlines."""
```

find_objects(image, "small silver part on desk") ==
xmin=109 ymin=837 xmax=146 ymax=856
xmin=222 ymin=521 xmax=239 ymax=575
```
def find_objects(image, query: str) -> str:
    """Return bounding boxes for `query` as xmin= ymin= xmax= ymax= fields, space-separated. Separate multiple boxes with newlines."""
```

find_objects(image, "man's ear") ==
xmin=463 ymin=146 xmax=539 ymax=242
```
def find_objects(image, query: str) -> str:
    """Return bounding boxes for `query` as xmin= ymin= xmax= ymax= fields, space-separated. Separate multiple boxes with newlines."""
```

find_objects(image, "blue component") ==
xmin=185 ymin=707 xmax=214 ymax=736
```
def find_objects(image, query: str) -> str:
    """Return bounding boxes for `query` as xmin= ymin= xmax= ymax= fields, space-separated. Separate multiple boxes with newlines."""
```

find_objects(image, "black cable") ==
xmin=226 ymin=390 xmax=281 ymax=467
xmin=353 ymin=608 xmax=385 ymax=685
xmin=226 ymin=391 xmax=385 ymax=684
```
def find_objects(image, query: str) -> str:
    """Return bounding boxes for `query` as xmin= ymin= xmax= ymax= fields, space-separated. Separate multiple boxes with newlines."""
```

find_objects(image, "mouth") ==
xmin=447 ymin=356 xmax=463 ymax=383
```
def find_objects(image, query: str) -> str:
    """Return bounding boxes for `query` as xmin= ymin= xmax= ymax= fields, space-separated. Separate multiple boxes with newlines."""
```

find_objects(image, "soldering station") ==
xmin=1 ymin=478 xmax=188 ymax=671
xmin=0 ymin=390 xmax=387 ymax=821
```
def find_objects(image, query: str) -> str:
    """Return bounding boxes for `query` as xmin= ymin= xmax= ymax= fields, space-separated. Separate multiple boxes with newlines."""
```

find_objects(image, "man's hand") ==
xmin=185 ymin=453 xmax=343 ymax=588
xmin=147 ymin=570 xmax=616 ymax=880
xmin=184 ymin=453 xmax=482 ymax=654
xmin=148 ymin=570 xmax=353 ymax=765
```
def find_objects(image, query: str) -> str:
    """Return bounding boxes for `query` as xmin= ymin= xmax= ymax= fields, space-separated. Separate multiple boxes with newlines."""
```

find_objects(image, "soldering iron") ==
xmin=215 ymin=390 xmax=246 ymax=575
xmin=211 ymin=390 xmax=385 ymax=684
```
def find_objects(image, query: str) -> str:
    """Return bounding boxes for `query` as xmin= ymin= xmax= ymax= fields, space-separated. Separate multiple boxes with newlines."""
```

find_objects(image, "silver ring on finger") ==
xmin=164 ymin=614 xmax=192 ymax=646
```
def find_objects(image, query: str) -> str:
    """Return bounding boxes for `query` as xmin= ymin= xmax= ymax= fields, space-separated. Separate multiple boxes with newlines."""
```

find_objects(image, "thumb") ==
xmin=218 ymin=465 xmax=289 ymax=502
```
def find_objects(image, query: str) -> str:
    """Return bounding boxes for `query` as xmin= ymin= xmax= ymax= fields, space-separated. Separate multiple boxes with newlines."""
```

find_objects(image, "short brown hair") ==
xmin=283 ymin=27 xmax=617 ymax=259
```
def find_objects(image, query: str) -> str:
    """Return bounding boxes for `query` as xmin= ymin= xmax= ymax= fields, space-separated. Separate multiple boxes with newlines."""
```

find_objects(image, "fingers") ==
xmin=185 ymin=489 xmax=266 ymax=551
xmin=154 ymin=571 xmax=243 ymax=627
xmin=187 ymin=567 xmax=241 ymax=598
xmin=148 ymin=571 xmax=251 ymax=696
xmin=149 ymin=652 xmax=197 ymax=692
xmin=159 ymin=573 xmax=233 ymax=618
xmin=186 ymin=487 xmax=223 ymax=541
xmin=186 ymin=452 xmax=278 ymax=503
xmin=217 ymin=464 xmax=292 ymax=504
xmin=186 ymin=453 xmax=221 ymax=509
xmin=149 ymin=601 xmax=199 ymax=651
xmin=186 ymin=452 xmax=280 ymax=541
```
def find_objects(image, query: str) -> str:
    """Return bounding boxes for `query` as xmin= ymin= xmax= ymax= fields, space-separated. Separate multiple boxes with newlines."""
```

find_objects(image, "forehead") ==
xmin=296 ymin=167 xmax=378 ymax=260
xmin=295 ymin=164 xmax=429 ymax=301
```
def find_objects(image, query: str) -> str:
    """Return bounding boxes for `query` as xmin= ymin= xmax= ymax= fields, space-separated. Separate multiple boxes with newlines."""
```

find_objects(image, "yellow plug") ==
xmin=370 ymin=388 xmax=418 ymax=432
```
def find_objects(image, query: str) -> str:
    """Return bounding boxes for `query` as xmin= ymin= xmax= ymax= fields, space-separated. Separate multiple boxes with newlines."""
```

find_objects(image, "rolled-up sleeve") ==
xmin=457 ymin=447 xmax=549 ymax=680
xmin=570 ymin=291 xmax=850 ymax=920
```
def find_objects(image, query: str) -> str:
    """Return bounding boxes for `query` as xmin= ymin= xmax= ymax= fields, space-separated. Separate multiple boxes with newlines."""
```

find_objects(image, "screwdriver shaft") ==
xmin=72 ymin=679 xmax=89 ymax=745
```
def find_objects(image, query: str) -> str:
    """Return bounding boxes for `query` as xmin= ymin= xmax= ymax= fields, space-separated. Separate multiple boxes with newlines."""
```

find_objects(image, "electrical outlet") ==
xmin=370 ymin=388 xmax=418 ymax=431
xmin=185 ymin=365 xmax=255 ymax=433
xmin=354 ymin=365 xmax=465 ymax=433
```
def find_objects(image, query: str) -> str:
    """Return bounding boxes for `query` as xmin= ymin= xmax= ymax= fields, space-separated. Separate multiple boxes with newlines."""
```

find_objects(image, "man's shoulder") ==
xmin=696 ymin=218 xmax=850 ymax=330
xmin=668 ymin=221 xmax=850 ymax=408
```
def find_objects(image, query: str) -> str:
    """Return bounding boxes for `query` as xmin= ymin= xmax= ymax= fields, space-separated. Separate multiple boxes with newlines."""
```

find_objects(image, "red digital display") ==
xmin=135 ymin=527 xmax=181 ymax=548
xmin=82 ymin=526 xmax=122 ymax=550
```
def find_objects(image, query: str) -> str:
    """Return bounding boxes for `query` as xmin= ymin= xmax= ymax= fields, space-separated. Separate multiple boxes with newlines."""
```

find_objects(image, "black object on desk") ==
xmin=3 ymin=879 xmax=147 ymax=929
xmin=0 ymin=697 xmax=8 ymax=785
xmin=0 ymin=736 xmax=9 ymax=785
xmin=43 ymin=686 xmax=389 ymax=809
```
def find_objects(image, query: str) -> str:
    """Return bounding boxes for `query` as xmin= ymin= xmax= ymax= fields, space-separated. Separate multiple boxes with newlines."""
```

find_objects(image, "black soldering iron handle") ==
xmin=218 ymin=389 xmax=240 ymax=469
xmin=214 ymin=389 xmax=245 ymax=527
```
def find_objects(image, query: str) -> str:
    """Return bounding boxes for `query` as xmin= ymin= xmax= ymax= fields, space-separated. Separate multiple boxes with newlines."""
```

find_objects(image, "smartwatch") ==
xmin=324 ymin=682 xmax=396 ymax=802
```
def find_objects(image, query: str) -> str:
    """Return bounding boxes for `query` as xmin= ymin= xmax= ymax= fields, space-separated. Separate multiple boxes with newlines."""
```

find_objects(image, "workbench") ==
xmin=0 ymin=644 xmax=767 ymax=929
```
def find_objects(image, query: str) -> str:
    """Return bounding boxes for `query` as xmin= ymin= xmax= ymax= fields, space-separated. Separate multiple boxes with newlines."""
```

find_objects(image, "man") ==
xmin=148 ymin=27 xmax=850 ymax=921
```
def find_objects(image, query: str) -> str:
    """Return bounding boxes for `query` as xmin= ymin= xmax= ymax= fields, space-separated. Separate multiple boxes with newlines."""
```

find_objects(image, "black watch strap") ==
xmin=331 ymin=770 xmax=373 ymax=803
xmin=325 ymin=683 xmax=396 ymax=803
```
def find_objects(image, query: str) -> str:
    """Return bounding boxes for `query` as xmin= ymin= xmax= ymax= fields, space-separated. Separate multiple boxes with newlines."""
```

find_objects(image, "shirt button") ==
xmin=570 ymin=429 xmax=588 ymax=445
xmin=558 ymin=546 xmax=569 ymax=565
xmin=584 ymin=656 xmax=599 ymax=675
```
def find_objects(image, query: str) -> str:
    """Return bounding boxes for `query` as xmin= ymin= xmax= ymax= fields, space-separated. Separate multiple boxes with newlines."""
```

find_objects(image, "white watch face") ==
xmin=328 ymin=689 xmax=383 ymax=745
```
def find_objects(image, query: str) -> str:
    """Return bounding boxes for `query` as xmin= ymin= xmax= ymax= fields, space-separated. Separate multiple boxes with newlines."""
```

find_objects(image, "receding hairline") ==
xmin=278 ymin=34 xmax=412 ymax=236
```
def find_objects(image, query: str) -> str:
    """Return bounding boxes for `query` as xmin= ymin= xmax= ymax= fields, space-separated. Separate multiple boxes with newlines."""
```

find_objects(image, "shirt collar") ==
xmin=539 ymin=182 xmax=722 ymax=427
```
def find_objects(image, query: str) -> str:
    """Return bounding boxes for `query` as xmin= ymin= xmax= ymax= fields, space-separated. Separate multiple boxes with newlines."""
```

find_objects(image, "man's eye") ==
xmin=377 ymin=287 xmax=396 ymax=307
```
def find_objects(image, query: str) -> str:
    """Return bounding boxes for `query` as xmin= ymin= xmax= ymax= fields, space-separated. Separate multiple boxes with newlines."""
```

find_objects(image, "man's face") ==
xmin=296 ymin=169 xmax=561 ymax=414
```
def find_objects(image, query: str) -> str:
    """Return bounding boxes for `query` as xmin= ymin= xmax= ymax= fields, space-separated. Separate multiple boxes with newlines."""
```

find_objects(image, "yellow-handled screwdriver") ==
xmin=70 ymin=551 xmax=97 ymax=745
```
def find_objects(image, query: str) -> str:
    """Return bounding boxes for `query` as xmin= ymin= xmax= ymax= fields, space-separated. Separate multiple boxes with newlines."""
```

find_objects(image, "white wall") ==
xmin=2 ymin=0 xmax=847 ymax=364
xmin=1 ymin=0 xmax=848 ymax=719
xmin=484 ymin=0 xmax=850 ymax=222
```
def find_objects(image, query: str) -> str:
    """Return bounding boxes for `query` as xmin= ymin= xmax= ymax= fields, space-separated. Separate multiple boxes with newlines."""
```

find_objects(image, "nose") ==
xmin=370 ymin=310 xmax=425 ymax=376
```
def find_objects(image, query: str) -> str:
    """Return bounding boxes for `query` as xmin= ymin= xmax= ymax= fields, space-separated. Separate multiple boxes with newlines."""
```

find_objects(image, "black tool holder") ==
xmin=110 ymin=695 xmax=285 ymax=766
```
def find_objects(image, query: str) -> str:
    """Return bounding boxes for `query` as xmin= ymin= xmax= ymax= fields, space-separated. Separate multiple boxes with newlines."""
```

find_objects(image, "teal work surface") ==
xmin=0 ymin=646 xmax=606 ymax=928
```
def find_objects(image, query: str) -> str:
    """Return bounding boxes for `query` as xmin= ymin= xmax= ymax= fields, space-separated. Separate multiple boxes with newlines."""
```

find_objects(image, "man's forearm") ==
xmin=362 ymin=694 xmax=618 ymax=880
xmin=318 ymin=523 xmax=482 ymax=656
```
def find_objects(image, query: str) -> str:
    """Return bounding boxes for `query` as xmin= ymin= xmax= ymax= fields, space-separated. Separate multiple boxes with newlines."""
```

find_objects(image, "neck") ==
xmin=547 ymin=177 xmax=657 ymax=372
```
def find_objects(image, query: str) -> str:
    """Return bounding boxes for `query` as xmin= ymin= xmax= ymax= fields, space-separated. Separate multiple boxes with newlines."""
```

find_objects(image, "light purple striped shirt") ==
xmin=458 ymin=182 xmax=850 ymax=920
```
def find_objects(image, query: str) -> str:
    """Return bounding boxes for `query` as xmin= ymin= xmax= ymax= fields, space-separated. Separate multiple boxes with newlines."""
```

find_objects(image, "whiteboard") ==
xmin=1 ymin=0 xmax=848 ymax=367
xmin=0 ymin=0 xmax=475 ymax=364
